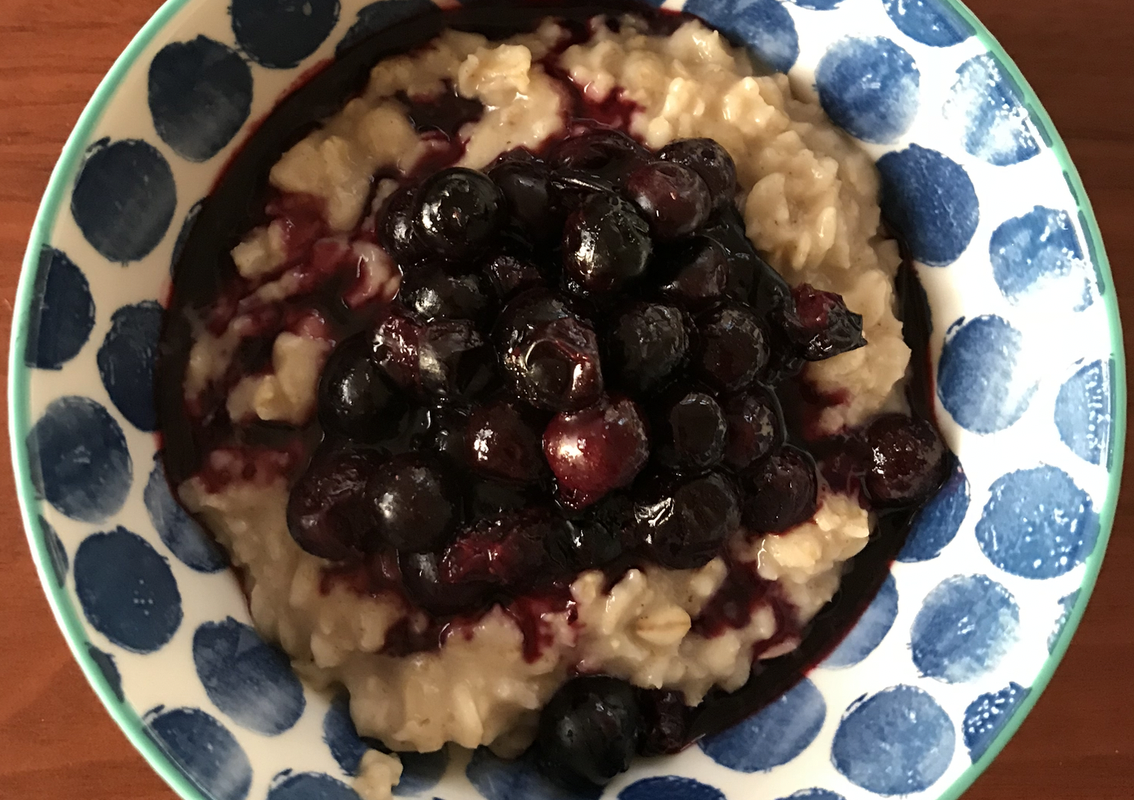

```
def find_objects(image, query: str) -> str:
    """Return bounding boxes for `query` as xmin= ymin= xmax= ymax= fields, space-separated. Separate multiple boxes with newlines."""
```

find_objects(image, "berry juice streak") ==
xmin=156 ymin=1 xmax=940 ymax=746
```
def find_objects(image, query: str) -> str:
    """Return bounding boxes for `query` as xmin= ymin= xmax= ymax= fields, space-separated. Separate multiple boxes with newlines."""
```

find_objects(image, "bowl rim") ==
xmin=7 ymin=1 xmax=1126 ymax=799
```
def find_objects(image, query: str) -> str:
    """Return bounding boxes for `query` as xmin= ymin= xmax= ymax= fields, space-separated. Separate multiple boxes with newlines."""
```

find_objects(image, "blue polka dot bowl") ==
xmin=9 ymin=1 xmax=1125 ymax=799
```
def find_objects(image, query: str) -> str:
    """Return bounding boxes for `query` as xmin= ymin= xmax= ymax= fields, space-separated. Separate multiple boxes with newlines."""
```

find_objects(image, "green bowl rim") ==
xmin=6 ymin=1 xmax=1126 ymax=799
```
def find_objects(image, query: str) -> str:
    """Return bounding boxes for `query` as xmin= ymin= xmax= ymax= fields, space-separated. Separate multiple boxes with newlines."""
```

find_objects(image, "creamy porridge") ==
xmin=160 ymin=9 xmax=947 ymax=800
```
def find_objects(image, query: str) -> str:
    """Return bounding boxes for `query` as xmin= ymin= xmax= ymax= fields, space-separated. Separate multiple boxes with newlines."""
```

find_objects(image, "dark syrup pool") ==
xmin=156 ymin=0 xmax=947 ymax=754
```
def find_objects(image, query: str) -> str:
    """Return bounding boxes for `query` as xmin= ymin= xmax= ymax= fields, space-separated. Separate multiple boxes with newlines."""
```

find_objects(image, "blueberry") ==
xmin=421 ymin=406 xmax=469 ymax=465
xmin=723 ymin=387 xmax=784 ymax=469
xmin=415 ymin=168 xmax=504 ymax=261
xmin=372 ymin=311 xmax=422 ymax=390
xmin=318 ymin=333 xmax=407 ymax=441
xmin=546 ymin=516 xmax=624 ymax=573
xmin=701 ymin=206 xmax=790 ymax=314
xmin=740 ymin=445 xmax=818 ymax=532
xmin=469 ymin=478 xmax=540 ymax=519
xmin=658 ymin=237 xmax=730 ymax=311
xmin=550 ymin=129 xmax=649 ymax=183
xmin=440 ymin=507 xmax=573 ymax=591
xmin=695 ymin=304 xmax=770 ymax=391
xmin=368 ymin=453 xmax=461 ymax=552
xmin=466 ymin=398 xmax=549 ymax=485
xmin=544 ymin=395 xmax=650 ymax=509
xmin=399 ymin=264 xmax=493 ymax=324
xmin=488 ymin=154 xmax=555 ymax=241
xmin=658 ymin=138 xmax=738 ymax=207
xmin=380 ymin=184 xmax=424 ymax=263
xmin=657 ymin=390 xmax=728 ymax=471
xmin=605 ymin=302 xmax=690 ymax=394
xmin=536 ymin=676 xmax=642 ymax=790
xmin=637 ymin=689 xmax=691 ymax=756
xmin=483 ymin=253 xmax=545 ymax=299
xmin=399 ymin=550 xmax=492 ymax=616
xmin=563 ymin=193 xmax=651 ymax=296
xmin=417 ymin=318 xmax=498 ymax=402
xmin=865 ymin=414 xmax=947 ymax=505
xmin=777 ymin=283 xmax=866 ymax=361
xmin=636 ymin=472 xmax=740 ymax=569
xmin=495 ymin=290 xmax=604 ymax=412
xmin=287 ymin=449 xmax=383 ymax=560
xmin=624 ymin=161 xmax=711 ymax=239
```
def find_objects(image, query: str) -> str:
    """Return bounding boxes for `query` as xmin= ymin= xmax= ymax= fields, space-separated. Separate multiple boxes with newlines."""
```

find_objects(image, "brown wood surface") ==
xmin=0 ymin=0 xmax=1130 ymax=797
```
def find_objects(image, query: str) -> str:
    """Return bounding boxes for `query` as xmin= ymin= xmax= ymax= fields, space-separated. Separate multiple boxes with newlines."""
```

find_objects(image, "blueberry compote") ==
xmin=156 ymin=3 xmax=952 ymax=792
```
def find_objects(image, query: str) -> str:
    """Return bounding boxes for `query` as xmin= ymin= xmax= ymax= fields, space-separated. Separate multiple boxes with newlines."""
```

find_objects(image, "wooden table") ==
xmin=0 ymin=0 xmax=1129 ymax=797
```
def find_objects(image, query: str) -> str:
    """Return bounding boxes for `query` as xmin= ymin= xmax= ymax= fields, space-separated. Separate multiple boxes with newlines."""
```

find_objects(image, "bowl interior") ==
xmin=10 ymin=1 xmax=1124 ymax=800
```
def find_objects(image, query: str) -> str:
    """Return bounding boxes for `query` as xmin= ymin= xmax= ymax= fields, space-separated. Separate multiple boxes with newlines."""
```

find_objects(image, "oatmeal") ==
xmin=162 ymin=9 xmax=945 ymax=800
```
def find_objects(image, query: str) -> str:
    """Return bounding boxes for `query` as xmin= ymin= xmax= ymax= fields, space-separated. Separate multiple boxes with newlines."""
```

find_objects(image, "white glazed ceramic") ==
xmin=10 ymin=2 xmax=1124 ymax=800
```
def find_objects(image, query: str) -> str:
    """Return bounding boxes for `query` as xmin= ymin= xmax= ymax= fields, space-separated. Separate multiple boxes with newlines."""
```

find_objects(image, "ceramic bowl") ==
xmin=9 ymin=1 xmax=1125 ymax=799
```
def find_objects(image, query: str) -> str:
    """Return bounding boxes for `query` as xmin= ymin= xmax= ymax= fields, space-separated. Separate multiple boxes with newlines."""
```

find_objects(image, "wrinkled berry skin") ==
xmin=495 ymin=290 xmax=604 ymax=412
xmin=416 ymin=168 xmax=505 ymax=261
xmin=563 ymin=193 xmax=652 ymax=295
xmin=466 ymin=399 xmax=549 ymax=485
xmin=695 ymin=304 xmax=770 ymax=392
xmin=865 ymin=413 xmax=947 ymax=505
xmin=318 ymin=333 xmax=407 ymax=442
xmin=635 ymin=472 xmax=740 ymax=569
xmin=777 ymin=283 xmax=867 ymax=361
xmin=740 ymin=445 xmax=818 ymax=533
xmin=399 ymin=264 xmax=493 ymax=324
xmin=537 ymin=676 xmax=642 ymax=790
xmin=398 ymin=550 xmax=493 ymax=616
xmin=723 ymin=387 xmax=784 ymax=469
xmin=543 ymin=395 xmax=649 ymax=509
xmin=440 ymin=507 xmax=574 ymax=591
xmin=605 ymin=302 xmax=690 ymax=394
xmin=656 ymin=389 xmax=728 ymax=472
xmin=417 ymin=319 xmax=498 ymax=402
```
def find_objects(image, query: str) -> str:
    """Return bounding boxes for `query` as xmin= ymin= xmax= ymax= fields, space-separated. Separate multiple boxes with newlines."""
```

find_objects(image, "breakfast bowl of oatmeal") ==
xmin=11 ymin=1 xmax=1123 ymax=800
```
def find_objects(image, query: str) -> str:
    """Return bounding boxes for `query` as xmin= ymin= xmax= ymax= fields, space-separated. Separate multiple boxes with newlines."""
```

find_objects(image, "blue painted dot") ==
xmin=832 ymin=685 xmax=955 ymax=795
xmin=685 ymin=0 xmax=799 ymax=73
xmin=146 ymin=456 xmax=226 ymax=572
xmin=324 ymin=693 xmax=369 ymax=776
xmin=172 ymin=200 xmax=203 ymax=273
xmin=146 ymin=707 xmax=252 ymax=800
xmin=898 ymin=464 xmax=970 ymax=562
xmin=467 ymin=747 xmax=600 ymax=800
xmin=87 ymin=644 xmax=124 ymax=702
xmin=267 ymin=771 xmax=360 ymax=800
xmin=149 ymin=37 xmax=253 ymax=162
xmin=910 ymin=575 xmax=1020 ymax=683
xmin=815 ymin=37 xmax=919 ymax=144
xmin=990 ymin=206 xmax=1091 ymax=309
xmin=937 ymin=315 xmax=1035 ymax=434
xmin=338 ymin=0 xmax=437 ymax=55
xmin=25 ymin=247 xmax=95 ymax=370
xmin=27 ymin=396 xmax=132 ymax=522
xmin=824 ymin=574 xmax=898 ymax=668
xmin=193 ymin=617 xmax=305 ymax=735
xmin=975 ymin=466 xmax=1099 ymax=579
xmin=944 ymin=54 xmax=1039 ymax=166
xmin=98 ymin=301 xmax=163 ymax=432
xmin=71 ymin=139 xmax=176 ymax=263
xmin=1048 ymin=589 xmax=1081 ymax=653
xmin=877 ymin=145 xmax=979 ymax=266
xmin=788 ymin=0 xmax=843 ymax=8
xmin=962 ymin=683 xmax=1029 ymax=762
xmin=232 ymin=0 xmax=340 ymax=69
xmin=701 ymin=677 xmax=825 ymax=771
xmin=882 ymin=0 xmax=972 ymax=47
xmin=394 ymin=750 xmax=448 ymax=796
xmin=40 ymin=516 xmax=68 ymax=587
xmin=776 ymin=791 xmax=846 ymax=800
xmin=620 ymin=776 xmax=724 ymax=800
xmin=1055 ymin=360 xmax=1112 ymax=466
xmin=74 ymin=527 xmax=182 ymax=653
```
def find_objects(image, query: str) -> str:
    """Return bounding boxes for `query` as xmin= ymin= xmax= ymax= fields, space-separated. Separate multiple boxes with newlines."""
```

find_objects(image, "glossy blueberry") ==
xmin=723 ymin=387 xmax=784 ymax=469
xmin=563 ymin=193 xmax=652 ymax=295
xmin=488 ymin=154 xmax=555 ymax=241
xmin=624 ymin=161 xmax=712 ymax=239
xmin=483 ymin=253 xmax=544 ymax=299
xmin=636 ymin=472 xmax=740 ymax=569
xmin=658 ymin=138 xmax=738 ymax=206
xmin=657 ymin=390 xmax=728 ymax=471
xmin=865 ymin=414 xmax=948 ymax=505
xmin=636 ymin=689 xmax=692 ymax=756
xmin=399 ymin=550 xmax=493 ymax=616
xmin=417 ymin=318 xmax=498 ymax=402
xmin=466 ymin=399 xmax=549 ymax=485
xmin=415 ymin=168 xmax=504 ymax=261
xmin=605 ymin=302 xmax=690 ymax=394
xmin=399 ymin=263 xmax=493 ymax=324
xmin=372 ymin=311 xmax=422 ymax=390
xmin=380 ymin=184 xmax=425 ymax=263
xmin=695 ymin=303 xmax=769 ymax=391
xmin=368 ymin=453 xmax=461 ymax=552
xmin=287 ymin=449 xmax=382 ymax=560
xmin=319 ymin=333 xmax=407 ymax=441
xmin=440 ymin=508 xmax=573 ymax=591
xmin=658 ymin=237 xmax=730 ymax=311
xmin=777 ymin=283 xmax=866 ymax=361
xmin=740 ymin=445 xmax=818 ymax=532
xmin=536 ymin=676 xmax=642 ymax=790
xmin=544 ymin=395 xmax=650 ymax=509
xmin=550 ymin=129 xmax=649 ymax=183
